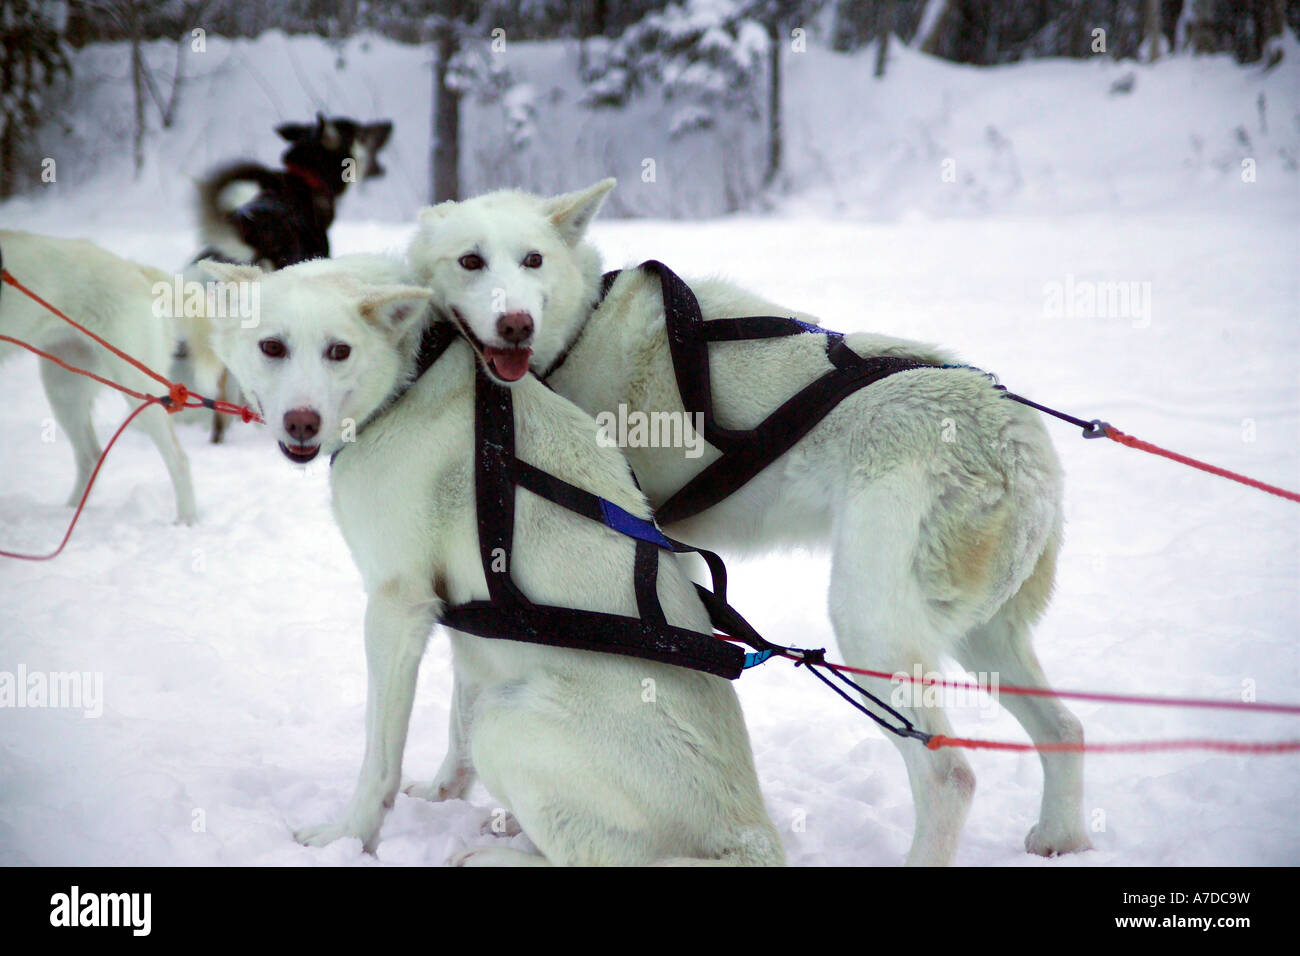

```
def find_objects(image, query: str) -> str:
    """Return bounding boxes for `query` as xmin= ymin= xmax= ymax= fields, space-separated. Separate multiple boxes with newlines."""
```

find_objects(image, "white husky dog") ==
xmin=407 ymin=181 xmax=1090 ymax=866
xmin=202 ymin=252 xmax=784 ymax=866
xmin=0 ymin=230 xmax=196 ymax=524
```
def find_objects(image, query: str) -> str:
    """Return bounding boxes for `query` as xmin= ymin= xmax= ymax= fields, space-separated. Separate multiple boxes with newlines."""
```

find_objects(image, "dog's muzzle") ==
xmin=278 ymin=441 xmax=320 ymax=463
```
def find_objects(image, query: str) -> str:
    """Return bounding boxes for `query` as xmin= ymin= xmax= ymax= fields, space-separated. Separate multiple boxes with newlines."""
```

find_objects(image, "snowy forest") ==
xmin=2 ymin=1 xmax=1296 ymax=210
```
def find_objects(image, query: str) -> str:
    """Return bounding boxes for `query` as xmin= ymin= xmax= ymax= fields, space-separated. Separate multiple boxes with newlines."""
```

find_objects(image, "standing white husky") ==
xmin=0 ymin=231 xmax=196 ymax=524
xmin=203 ymin=253 xmax=784 ymax=866
xmin=407 ymin=181 xmax=1090 ymax=866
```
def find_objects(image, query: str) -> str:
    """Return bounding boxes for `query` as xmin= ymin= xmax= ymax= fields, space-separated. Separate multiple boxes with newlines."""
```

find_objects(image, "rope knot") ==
xmin=794 ymin=647 xmax=827 ymax=668
xmin=166 ymin=383 xmax=189 ymax=413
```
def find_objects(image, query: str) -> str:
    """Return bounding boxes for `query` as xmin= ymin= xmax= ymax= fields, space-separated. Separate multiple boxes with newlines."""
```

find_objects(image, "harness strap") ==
xmin=538 ymin=270 xmax=622 ymax=381
xmin=335 ymin=318 xmax=460 ymax=463
xmin=626 ymin=260 xmax=941 ymax=525
xmin=438 ymin=365 xmax=749 ymax=679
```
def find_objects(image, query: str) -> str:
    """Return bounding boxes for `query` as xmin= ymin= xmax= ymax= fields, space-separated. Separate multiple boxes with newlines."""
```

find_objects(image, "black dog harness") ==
xmin=544 ymin=260 xmax=952 ymax=525
xmin=337 ymin=322 xmax=783 ymax=680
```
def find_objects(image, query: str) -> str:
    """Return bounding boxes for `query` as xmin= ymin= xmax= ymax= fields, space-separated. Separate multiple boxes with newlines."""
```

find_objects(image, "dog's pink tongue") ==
xmin=485 ymin=346 xmax=532 ymax=382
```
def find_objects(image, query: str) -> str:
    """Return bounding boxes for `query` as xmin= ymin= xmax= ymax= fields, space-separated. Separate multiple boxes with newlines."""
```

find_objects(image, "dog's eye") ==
xmin=326 ymin=342 xmax=351 ymax=362
xmin=522 ymin=252 xmax=543 ymax=269
xmin=260 ymin=338 xmax=287 ymax=359
xmin=458 ymin=253 xmax=485 ymax=271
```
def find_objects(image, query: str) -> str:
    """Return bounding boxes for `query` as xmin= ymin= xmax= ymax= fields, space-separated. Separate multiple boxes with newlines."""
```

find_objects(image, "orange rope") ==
xmin=1104 ymin=425 xmax=1300 ymax=503
xmin=1 ymin=265 xmax=261 ymax=560
xmin=2 ymin=270 xmax=173 ymax=388
xmin=715 ymin=634 xmax=1300 ymax=716
xmin=927 ymin=735 xmax=1300 ymax=755
xmin=0 ymin=397 xmax=161 ymax=561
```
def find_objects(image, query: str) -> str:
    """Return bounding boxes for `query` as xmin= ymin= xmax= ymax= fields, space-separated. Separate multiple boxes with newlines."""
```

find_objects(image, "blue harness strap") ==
xmin=598 ymin=498 xmax=673 ymax=549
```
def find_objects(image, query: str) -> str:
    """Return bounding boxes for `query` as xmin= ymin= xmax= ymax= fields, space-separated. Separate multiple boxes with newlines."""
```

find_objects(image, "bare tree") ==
xmin=431 ymin=15 xmax=462 ymax=202
xmin=157 ymin=0 xmax=217 ymax=128
xmin=1142 ymin=0 xmax=1164 ymax=62
xmin=747 ymin=1 xmax=826 ymax=188
xmin=914 ymin=0 xmax=947 ymax=50
xmin=875 ymin=0 xmax=895 ymax=77
xmin=73 ymin=1 xmax=149 ymax=173
xmin=75 ymin=0 xmax=213 ymax=172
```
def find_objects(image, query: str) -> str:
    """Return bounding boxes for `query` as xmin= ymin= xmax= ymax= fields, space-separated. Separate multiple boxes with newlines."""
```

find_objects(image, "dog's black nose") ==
xmin=284 ymin=408 xmax=321 ymax=442
xmin=496 ymin=311 xmax=534 ymax=345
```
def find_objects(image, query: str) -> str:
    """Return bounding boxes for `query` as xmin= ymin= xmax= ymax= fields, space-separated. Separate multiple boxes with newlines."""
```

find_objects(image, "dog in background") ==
xmin=0 ymin=230 xmax=196 ymax=524
xmin=179 ymin=113 xmax=393 ymax=443
xmin=195 ymin=112 xmax=392 ymax=269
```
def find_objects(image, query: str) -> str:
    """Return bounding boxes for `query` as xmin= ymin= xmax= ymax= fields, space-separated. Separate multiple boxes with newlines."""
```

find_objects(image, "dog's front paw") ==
xmin=294 ymin=820 xmax=378 ymax=853
xmin=1025 ymin=823 xmax=1093 ymax=857
xmin=404 ymin=765 xmax=472 ymax=802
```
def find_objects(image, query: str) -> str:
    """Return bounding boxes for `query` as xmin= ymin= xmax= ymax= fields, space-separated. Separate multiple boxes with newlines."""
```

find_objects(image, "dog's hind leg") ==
xmin=39 ymin=348 xmax=103 ymax=506
xmin=954 ymin=541 xmax=1091 ymax=857
xmin=129 ymin=400 xmax=197 ymax=525
xmin=828 ymin=469 xmax=975 ymax=867
xmin=295 ymin=583 xmax=438 ymax=853
xmin=404 ymin=672 xmax=478 ymax=802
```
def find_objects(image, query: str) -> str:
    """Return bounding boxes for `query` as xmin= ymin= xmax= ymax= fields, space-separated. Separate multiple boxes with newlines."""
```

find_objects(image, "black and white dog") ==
xmin=195 ymin=112 xmax=393 ymax=269
xmin=180 ymin=113 xmax=393 ymax=442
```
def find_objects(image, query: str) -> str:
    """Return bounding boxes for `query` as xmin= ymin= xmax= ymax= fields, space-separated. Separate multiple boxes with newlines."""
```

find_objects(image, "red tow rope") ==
xmin=1102 ymin=424 xmax=1300 ymax=503
xmin=1002 ymin=391 xmax=1300 ymax=504
xmin=0 ymin=267 xmax=261 ymax=561
xmin=718 ymin=636 xmax=1300 ymax=756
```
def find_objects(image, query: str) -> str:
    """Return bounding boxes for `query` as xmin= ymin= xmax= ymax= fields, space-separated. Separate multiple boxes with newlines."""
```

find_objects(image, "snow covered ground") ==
xmin=0 ymin=34 xmax=1297 ymax=866
xmin=1 ymin=204 xmax=1295 ymax=866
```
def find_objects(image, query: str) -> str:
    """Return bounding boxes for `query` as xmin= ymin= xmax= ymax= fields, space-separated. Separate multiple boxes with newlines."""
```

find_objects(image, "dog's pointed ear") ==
xmin=276 ymin=120 xmax=314 ymax=142
xmin=417 ymin=202 xmax=456 ymax=228
xmin=546 ymin=178 xmax=616 ymax=246
xmin=358 ymin=286 xmax=431 ymax=337
xmin=198 ymin=259 xmax=264 ymax=285
xmin=365 ymin=120 xmax=393 ymax=149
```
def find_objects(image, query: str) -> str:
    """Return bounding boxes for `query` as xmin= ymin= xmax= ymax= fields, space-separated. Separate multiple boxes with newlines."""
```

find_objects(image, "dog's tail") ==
xmin=195 ymin=162 xmax=277 ymax=241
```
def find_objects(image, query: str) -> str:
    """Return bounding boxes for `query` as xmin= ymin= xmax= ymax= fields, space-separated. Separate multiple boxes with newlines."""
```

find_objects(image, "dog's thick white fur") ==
xmin=203 ymin=253 xmax=784 ymax=866
xmin=407 ymin=181 xmax=1091 ymax=866
xmin=0 ymin=230 xmax=196 ymax=524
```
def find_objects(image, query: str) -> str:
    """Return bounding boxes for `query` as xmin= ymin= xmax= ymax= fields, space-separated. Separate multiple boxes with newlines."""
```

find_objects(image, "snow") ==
xmin=0 ymin=33 xmax=1297 ymax=866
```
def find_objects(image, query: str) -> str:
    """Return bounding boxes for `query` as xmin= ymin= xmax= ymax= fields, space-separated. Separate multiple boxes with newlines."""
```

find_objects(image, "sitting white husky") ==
xmin=407 ymin=181 xmax=1090 ymax=866
xmin=202 ymin=252 xmax=784 ymax=866
xmin=0 ymin=230 xmax=196 ymax=524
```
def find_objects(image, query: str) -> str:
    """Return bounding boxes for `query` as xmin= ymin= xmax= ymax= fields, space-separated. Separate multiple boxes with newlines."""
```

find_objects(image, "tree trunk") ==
xmin=131 ymin=32 xmax=145 ymax=176
xmin=875 ymin=0 xmax=894 ymax=77
xmin=163 ymin=36 xmax=185 ymax=127
xmin=1143 ymin=0 xmax=1162 ymax=62
xmin=431 ymin=25 xmax=461 ymax=202
xmin=763 ymin=20 xmax=781 ymax=188
xmin=0 ymin=121 xmax=14 ymax=200
xmin=918 ymin=0 xmax=951 ymax=53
